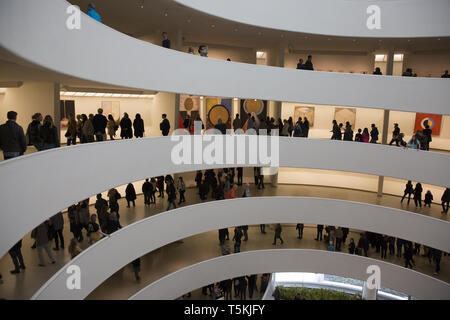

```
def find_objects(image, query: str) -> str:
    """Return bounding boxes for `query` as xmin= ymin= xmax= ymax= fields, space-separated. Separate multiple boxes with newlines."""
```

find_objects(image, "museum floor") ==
xmin=0 ymin=183 xmax=447 ymax=300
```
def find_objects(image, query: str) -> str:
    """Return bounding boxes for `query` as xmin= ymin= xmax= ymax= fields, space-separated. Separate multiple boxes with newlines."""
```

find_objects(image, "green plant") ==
xmin=277 ymin=286 xmax=362 ymax=300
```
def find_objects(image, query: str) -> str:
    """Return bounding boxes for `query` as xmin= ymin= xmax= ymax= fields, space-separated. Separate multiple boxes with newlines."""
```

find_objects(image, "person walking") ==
xmin=160 ymin=114 xmax=171 ymax=136
xmin=93 ymin=108 xmax=107 ymax=141
xmin=32 ymin=221 xmax=56 ymax=267
xmin=68 ymin=238 xmax=82 ymax=259
xmin=177 ymin=176 xmax=186 ymax=204
xmin=413 ymin=182 xmax=423 ymax=208
xmin=401 ymin=181 xmax=414 ymax=205
xmin=120 ymin=113 xmax=133 ymax=139
xmin=166 ymin=179 xmax=177 ymax=210
xmin=272 ymin=224 xmax=284 ymax=245
xmin=0 ymin=111 xmax=27 ymax=160
xmin=432 ymin=249 xmax=442 ymax=275
xmin=380 ymin=235 xmax=388 ymax=259
xmin=132 ymin=258 xmax=141 ymax=282
xmin=133 ymin=114 xmax=145 ymax=138
xmin=389 ymin=123 xmax=401 ymax=146
xmin=233 ymin=227 xmax=243 ymax=253
xmin=68 ymin=204 xmax=82 ymax=242
xmin=8 ymin=240 xmax=25 ymax=274
xmin=343 ymin=122 xmax=353 ymax=141
xmin=315 ymin=224 xmax=323 ymax=241
xmin=49 ymin=212 xmax=64 ymax=251
xmin=157 ymin=176 xmax=165 ymax=198
xmin=348 ymin=238 xmax=356 ymax=254
xmin=404 ymin=243 xmax=415 ymax=269
xmin=125 ymin=183 xmax=137 ymax=208
xmin=296 ymin=223 xmax=304 ymax=239
xmin=247 ymin=275 xmax=258 ymax=299
xmin=303 ymin=55 xmax=314 ymax=70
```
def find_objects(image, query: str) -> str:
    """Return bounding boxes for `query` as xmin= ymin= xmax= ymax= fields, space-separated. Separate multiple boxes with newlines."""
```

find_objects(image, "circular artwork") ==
xmin=421 ymin=117 xmax=435 ymax=129
xmin=243 ymin=99 xmax=264 ymax=115
xmin=184 ymin=97 xmax=194 ymax=111
xmin=208 ymin=104 xmax=230 ymax=125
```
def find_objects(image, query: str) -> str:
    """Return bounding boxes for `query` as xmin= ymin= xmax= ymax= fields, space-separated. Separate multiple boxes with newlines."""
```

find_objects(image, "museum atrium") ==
xmin=0 ymin=0 xmax=449 ymax=301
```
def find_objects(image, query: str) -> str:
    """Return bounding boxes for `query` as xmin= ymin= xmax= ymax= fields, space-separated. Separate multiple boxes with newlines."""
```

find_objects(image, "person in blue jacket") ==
xmin=87 ymin=3 xmax=101 ymax=22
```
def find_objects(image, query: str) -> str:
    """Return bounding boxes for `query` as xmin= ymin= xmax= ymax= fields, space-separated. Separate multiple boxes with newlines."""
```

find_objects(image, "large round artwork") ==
xmin=243 ymin=99 xmax=264 ymax=115
xmin=208 ymin=104 xmax=230 ymax=125
xmin=184 ymin=97 xmax=194 ymax=111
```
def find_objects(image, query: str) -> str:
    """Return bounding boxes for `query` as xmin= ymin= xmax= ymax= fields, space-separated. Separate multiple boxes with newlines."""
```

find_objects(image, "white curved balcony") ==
xmin=0 ymin=0 xmax=449 ymax=115
xmin=32 ymin=197 xmax=450 ymax=300
xmin=1 ymin=137 xmax=449 ymax=259
xmin=174 ymin=0 xmax=450 ymax=38
xmin=130 ymin=249 xmax=450 ymax=300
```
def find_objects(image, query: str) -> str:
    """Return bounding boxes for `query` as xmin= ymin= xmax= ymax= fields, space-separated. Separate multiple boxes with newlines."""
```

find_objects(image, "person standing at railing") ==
xmin=40 ymin=115 xmax=60 ymax=150
xmin=133 ymin=114 xmax=145 ymax=138
xmin=26 ymin=113 xmax=43 ymax=151
xmin=162 ymin=32 xmax=171 ymax=49
xmin=87 ymin=3 xmax=102 ymax=23
xmin=0 ymin=111 xmax=27 ymax=160
xmin=441 ymin=188 xmax=450 ymax=214
xmin=303 ymin=117 xmax=310 ymax=137
xmin=303 ymin=55 xmax=314 ymax=70
xmin=442 ymin=70 xmax=450 ymax=78
xmin=93 ymin=108 xmax=107 ymax=142
xmin=343 ymin=122 xmax=353 ymax=141
xmin=120 ymin=113 xmax=133 ymax=139
xmin=370 ymin=123 xmax=379 ymax=143
xmin=160 ymin=114 xmax=170 ymax=136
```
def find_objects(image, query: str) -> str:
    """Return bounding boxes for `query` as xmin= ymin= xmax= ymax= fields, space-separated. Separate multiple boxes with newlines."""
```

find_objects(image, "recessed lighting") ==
xmin=438 ymin=38 xmax=441 ymax=41
xmin=258 ymin=32 xmax=262 ymax=36
xmin=304 ymin=36 xmax=308 ymax=39
xmin=187 ymin=19 xmax=191 ymax=23
xmin=327 ymin=38 xmax=331 ymax=41
xmin=407 ymin=39 xmax=411 ymax=42
xmin=211 ymin=24 xmax=215 ymax=28
xmin=280 ymin=34 xmax=284 ymax=38
xmin=234 ymin=28 xmax=238 ymax=32
xmin=352 ymin=39 xmax=356 ymax=42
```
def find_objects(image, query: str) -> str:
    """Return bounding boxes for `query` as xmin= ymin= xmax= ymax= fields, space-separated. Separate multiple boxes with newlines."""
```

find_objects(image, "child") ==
xmin=354 ymin=129 xmax=362 ymax=142
xmin=424 ymin=190 xmax=433 ymax=207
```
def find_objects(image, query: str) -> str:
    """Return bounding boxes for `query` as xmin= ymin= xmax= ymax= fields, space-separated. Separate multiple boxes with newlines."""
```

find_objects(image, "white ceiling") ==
xmin=68 ymin=0 xmax=450 ymax=53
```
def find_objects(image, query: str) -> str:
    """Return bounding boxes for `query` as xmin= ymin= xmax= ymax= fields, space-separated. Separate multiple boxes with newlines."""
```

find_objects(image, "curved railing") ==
xmin=174 ymin=0 xmax=450 ymax=38
xmin=130 ymin=249 xmax=450 ymax=300
xmin=31 ymin=197 xmax=450 ymax=300
xmin=1 ymin=136 xmax=449 ymax=258
xmin=0 ymin=0 xmax=449 ymax=114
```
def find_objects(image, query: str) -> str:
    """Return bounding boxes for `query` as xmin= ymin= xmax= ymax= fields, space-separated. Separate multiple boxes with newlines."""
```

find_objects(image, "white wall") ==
xmin=278 ymin=168 xmax=446 ymax=204
xmin=151 ymin=92 xmax=175 ymax=137
xmin=182 ymin=45 xmax=255 ymax=64
xmin=282 ymin=103 xmax=450 ymax=151
xmin=281 ymin=102 xmax=385 ymax=141
xmin=0 ymin=82 xmax=57 ymax=130
xmin=404 ymin=53 xmax=450 ymax=78
xmin=285 ymin=53 xmax=374 ymax=74
xmin=59 ymin=95 xmax=154 ymax=141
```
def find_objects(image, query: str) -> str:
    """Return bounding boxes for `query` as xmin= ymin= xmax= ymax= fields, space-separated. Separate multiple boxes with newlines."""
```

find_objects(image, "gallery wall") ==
xmin=281 ymin=102 xmax=450 ymax=151
xmin=0 ymin=82 xmax=57 ymax=130
xmin=404 ymin=52 xmax=450 ymax=78
xmin=284 ymin=53 xmax=374 ymax=74
xmin=182 ymin=44 xmax=256 ymax=64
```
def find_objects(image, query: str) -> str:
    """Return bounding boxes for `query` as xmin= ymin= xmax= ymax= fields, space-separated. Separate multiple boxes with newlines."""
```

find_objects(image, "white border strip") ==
xmin=130 ymin=249 xmax=450 ymax=300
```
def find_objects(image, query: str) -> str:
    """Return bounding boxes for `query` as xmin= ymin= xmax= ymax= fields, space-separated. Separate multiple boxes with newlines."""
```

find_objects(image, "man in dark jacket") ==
xmin=93 ymin=108 xmax=107 ymax=141
xmin=160 ymin=114 xmax=170 ymax=136
xmin=389 ymin=123 xmax=401 ymax=146
xmin=157 ymin=176 xmax=165 ymax=198
xmin=303 ymin=55 xmax=314 ymax=70
xmin=370 ymin=124 xmax=379 ymax=143
xmin=233 ymin=114 xmax=242 ymax=131
xmin=315 ymin=224 xmax=324 ymax=241
xmin=0 ymin=111 xmax=27 ymax=160
xmin=142 ymin=179 xmax=152 ymax=205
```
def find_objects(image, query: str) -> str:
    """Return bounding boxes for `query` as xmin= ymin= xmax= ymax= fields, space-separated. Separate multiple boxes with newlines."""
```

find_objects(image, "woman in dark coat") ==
xmin=125 ymin=183 xmax=137 ymax=208
xmin=133 ymin=114 xmax=145 ymax=138
xmin=414 ymin=183 xmax=423 ymax=208
xmin=40 ymin=115 xmax=60 ymax=150
xmin=401 ymin=180 xmax=414 ymax=204
xmin=120 ymin=113 xmax=133 ymax=139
